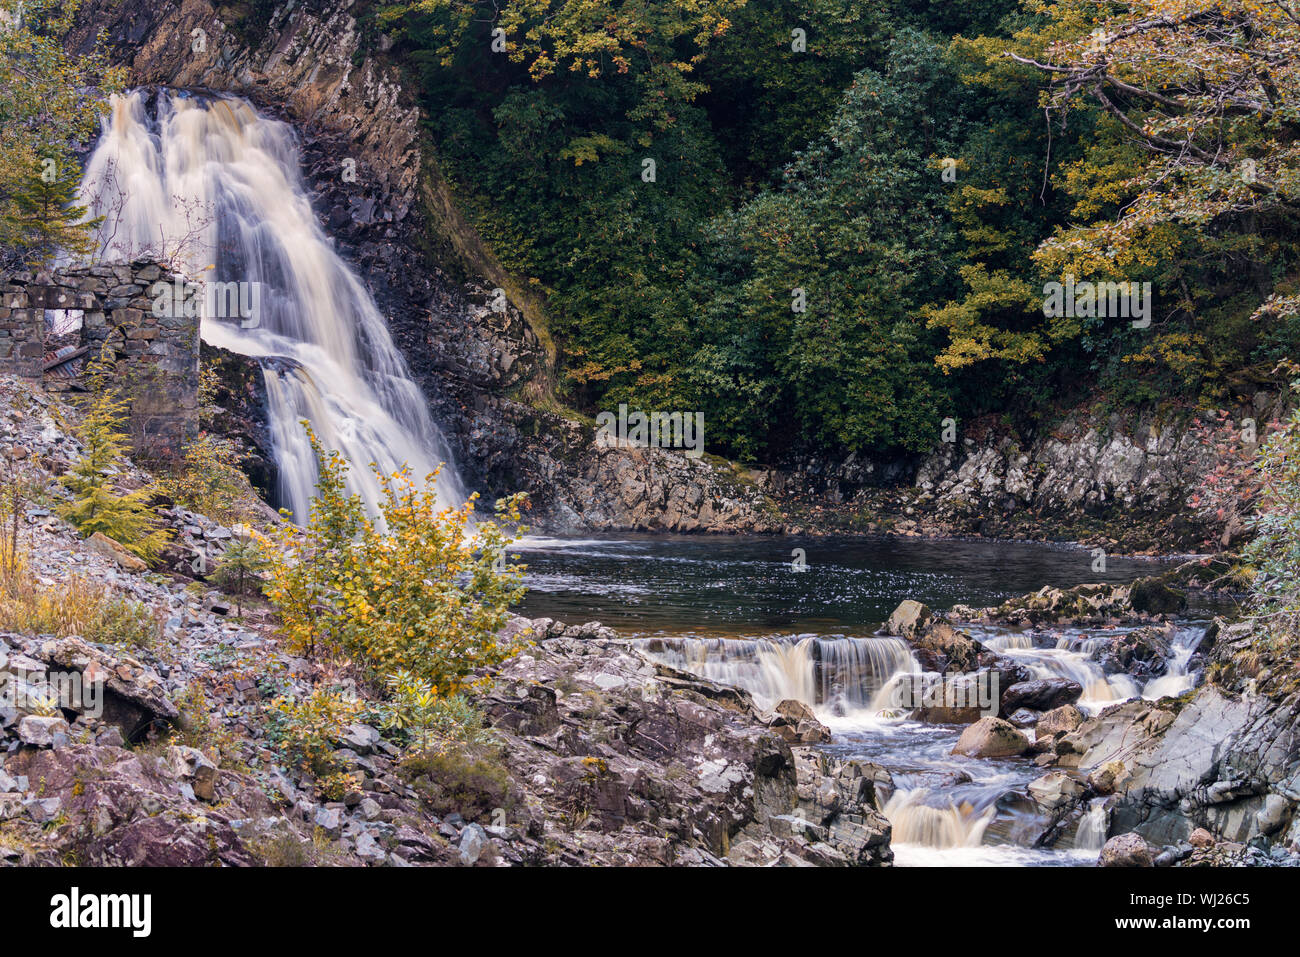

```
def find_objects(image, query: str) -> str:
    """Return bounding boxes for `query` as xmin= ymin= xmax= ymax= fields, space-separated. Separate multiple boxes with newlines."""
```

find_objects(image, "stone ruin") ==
xmin=0 ymin=260 xmax=200 ymax=457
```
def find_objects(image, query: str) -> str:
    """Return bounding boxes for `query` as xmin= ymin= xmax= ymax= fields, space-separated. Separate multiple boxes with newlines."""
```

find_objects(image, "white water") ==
xmin=639 ymin=635 xmax=919 ymax=718
xmin=1075 ymin=797 xmax=1110 ymax=851
xmin=883 ymin=788 xmax=996 ymax=849
xmin=982 ymin=631 xmax=1139 ymax=712
xmin=77 ymin=91 xmax=467 ymax=522
xmin=1142 ymin=626 xmax=1205 ymax=700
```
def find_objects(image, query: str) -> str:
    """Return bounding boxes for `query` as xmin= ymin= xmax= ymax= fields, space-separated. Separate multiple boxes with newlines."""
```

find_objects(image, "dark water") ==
xmin=512 ymin=533 xmax=1166 ymax=636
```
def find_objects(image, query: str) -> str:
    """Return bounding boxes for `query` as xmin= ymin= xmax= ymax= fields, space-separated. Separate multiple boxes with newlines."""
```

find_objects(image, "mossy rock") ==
xmin=1129 ymin=576 xmax=1187 ymax=616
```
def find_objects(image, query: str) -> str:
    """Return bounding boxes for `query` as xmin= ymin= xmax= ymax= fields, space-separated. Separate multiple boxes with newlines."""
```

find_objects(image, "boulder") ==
xmin=951 ymin=717 xmax=1029 ymax=758
xmin=763 ymin=699 xmax=832 ymax=744
xmin=905 ymin=673 xmax=990 ymax=724
xmin=459 ymin=823 xmax=486 ymax=865
xmin=1087 ymin=760 xmax=1127 ymax=795
xmin=1128 ymin=576 xmax=1187 ymax=616
xmin=1036 ymin=704 xmax=1084 ymax=738
xmin=167 ymin=745 xmax=218 ymax=802
xmin=1006 ymin=708 xmax=1040 ymax=728
xmin=86 ymin=532 xmax=148 ymax=573
xmin=1093 ymin=626 xmax=1173 ymax=677
xmin=33 ymin=637 xmax=178 ymax=742
xmin=17 ymin=715 xmax=69 ymax=748
xmin=886 ymin=600 xmax=931 ymax=639
xmin=1027 ymin=771 xmax=1087 ymax=811
xmin=912 ymin=620 xmax=983 ymax=673
xmin=1098 ymin=832 xmax=1154 ymax=867
xmin=1000 ymin=678 xmax=1081 ymax=716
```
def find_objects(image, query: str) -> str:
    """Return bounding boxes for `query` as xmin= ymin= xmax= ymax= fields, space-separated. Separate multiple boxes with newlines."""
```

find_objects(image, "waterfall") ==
xmin=1075 ymin=797 xmax=1110 ymax=851
xmin=638 ymin=635 xmax=919 ymax=716
xmin=77 ymin=90 xmax=467 ymax=522
xmin=979 ymin=631 xmax=1138 ymax=711
xmin=883 ymin=788 xmax=996 ymax=849
xmin=1142 ymin=625 xmax=1205 ymax=700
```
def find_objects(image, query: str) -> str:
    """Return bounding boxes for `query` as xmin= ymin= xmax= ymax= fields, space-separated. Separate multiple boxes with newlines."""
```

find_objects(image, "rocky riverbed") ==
xmin=2 ymin=374 xmax=1295 ymax=867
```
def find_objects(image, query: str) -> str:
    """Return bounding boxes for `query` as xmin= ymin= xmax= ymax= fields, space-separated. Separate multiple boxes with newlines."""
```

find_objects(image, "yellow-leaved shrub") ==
xmin=264 ymin=425 xmax=528 ymax=697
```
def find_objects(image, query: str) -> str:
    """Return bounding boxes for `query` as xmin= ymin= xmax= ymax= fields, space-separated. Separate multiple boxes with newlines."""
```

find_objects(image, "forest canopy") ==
xmin=376 ymin=1 xmax=1298 ymax=461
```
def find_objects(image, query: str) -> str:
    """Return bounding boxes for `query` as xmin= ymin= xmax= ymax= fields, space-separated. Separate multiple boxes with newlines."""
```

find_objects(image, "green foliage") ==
xmin=1244 ymin=379 xmax=1300 ymax=642
xmin=379 ymin=670 xmax=494 ymax=755
xmin=0 ymin=0 xmax=124 ymax=268
xmin=398 ymin=746 xmax=512 ymax=822
xmin=57 ymin=373 xmax=171 ymax=564
xmin=211 ymin=533 xmax=269 ymax=616
xmin=265 ymin=685 xmax=364 ymax=789
xmin=681 ymin=30 xmax=967 ymax=458
xmin=385 ymin=0 xmax=1300 ymax=463
xmin=264 ymin=423 xmax=528 ymax=694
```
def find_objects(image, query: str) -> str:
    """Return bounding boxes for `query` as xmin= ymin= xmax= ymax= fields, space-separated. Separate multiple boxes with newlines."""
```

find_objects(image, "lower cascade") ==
xmin=638 ymin=635 xmax=919 ymax=716
xmin=77 ymin=90 xmax=467 ymax=521
xmin=629 ymin=596 xmax=1207 ymax=865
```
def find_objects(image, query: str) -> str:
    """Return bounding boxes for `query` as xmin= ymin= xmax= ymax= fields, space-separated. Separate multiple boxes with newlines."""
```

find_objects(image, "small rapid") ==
xmin=526 ymin=534 xmax=1203 ymax=866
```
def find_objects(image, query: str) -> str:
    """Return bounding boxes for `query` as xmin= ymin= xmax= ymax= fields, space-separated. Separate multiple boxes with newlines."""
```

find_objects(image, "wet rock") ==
xmin=1128 ymin=577 xmax=1187 ymax=616
xmin=1093 ymin=626 xmax=1173 ymax=678
xmin=762 ymin=700 xmax=832 ymax=744
xmin=912 ymin=620 xmax=983 ymax=673
xmin=1099 ymin=832 xmax=1154 ymax=867
xmin=1006 ymin=708 xmax=1040 ymax=729
xmin=886 ymin=601 xmax=930 ymax=639
xmin=1087 ymin=760 xmax=1127 ymax=796
xmin=1036 ymin=705 xmax=1084 ymax=739
xmin=1000 ymin=678 xmax=1082 ymax=716
xmin=951 ymin=717 xmax=1029 ymax=758
xmin=1027 ymin=771 xmax=1087 ymax=811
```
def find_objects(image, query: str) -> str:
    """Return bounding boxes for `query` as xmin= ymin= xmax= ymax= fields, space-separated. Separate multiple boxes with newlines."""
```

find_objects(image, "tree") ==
xmin=680 ymin=30 xmax=968 ymax=459
xmin=57 ymin=369 xmax=171 ymax=563
xmin=0 ymin=0 xmax=124 ymax=268
xmin=212 ymin=532 xmax=269 ymax=617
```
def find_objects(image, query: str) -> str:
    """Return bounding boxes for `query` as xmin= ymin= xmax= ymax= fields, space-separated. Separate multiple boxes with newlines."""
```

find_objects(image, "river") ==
xmin=513 ymin=533 xmax=1208 ymax=865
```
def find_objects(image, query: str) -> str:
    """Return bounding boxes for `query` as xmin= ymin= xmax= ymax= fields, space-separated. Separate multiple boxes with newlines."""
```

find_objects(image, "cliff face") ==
xmin=62 ymin=0 xmax=778 ymax=533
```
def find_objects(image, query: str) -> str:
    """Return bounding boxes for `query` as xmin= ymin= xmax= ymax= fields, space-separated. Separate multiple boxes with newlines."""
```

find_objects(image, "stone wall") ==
xmin=0 ymin=261 xmax=200 ymax=457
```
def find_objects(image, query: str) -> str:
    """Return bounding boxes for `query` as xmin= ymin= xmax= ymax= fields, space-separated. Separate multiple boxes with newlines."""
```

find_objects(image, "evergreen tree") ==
xmin=2 ymin=162 xmax=98 ymax=266
xmin=58 ymin=371 xmax=171 ymax=564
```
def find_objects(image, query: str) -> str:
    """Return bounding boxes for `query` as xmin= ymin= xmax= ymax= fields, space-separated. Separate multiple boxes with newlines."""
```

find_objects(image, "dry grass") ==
xmin=0 ymin=550 xmax=163 ymax=648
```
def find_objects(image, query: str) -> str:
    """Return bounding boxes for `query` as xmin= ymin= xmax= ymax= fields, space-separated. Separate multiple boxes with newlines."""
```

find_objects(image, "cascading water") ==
xmin=1142 ymin=625 xmax=1205 ymax=700
xmin=638 ymin=635 xmax=919 ymax=717
xmin=77 ymin=90 xmax=467 ymax=522
xmin=980 ymin=629 xmax=1139 ymax=711
xmin=883 ymin=788 xmax=996 ymax=849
